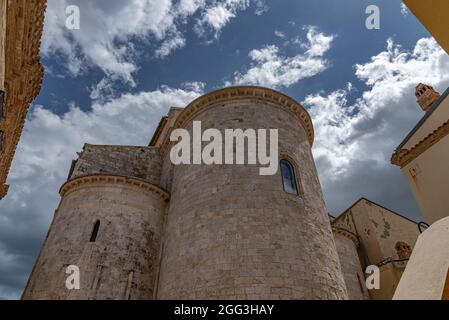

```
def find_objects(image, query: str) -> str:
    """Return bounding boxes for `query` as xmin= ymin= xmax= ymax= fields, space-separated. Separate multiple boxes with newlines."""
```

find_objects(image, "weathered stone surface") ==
xmin=22 ymin=175 xmax=168 ymax=300
xmin=0 ymin=0 xmax=46 ymax=199
xmin=156 ymin=98 xmax=347 ymax=300
xmin=23 ymin=86 xmax=348 ymax=300
xmin=333 ymin=229 xmax=369 ymax=300
xmin=71 ymin=144 xmax=162 ymax=186
xmin=332 ymin=198 xmax=421 ymax=300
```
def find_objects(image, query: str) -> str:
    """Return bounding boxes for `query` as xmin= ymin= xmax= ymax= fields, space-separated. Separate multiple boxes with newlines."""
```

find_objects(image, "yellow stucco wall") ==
xmin=333 ymin=199 xmax=421 ymax=299
xmin=403 ymin=134 xmax=449 ymax=224
xmin=370 ymin=263 xmax=405 ymax=300
xmin=364 ymin=201 xmax=420 ymax=262
xmin=335 ymin=199 xmax=420 ymax=265
xmin=403 ymin=94 xmax=449 ymax=150
xmin=404 ymin=0 xmax=449 ymax=55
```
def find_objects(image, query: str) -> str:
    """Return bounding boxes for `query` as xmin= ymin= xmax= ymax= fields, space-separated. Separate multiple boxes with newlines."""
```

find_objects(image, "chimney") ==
xmin=415 ymin=83 xmax=440 ymax=112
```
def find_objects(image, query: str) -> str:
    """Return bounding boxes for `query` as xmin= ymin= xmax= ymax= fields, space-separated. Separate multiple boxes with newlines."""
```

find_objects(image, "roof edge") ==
xmin=396 ymin=85 xmax=449 ymax=150
xmin=334 ymin=197 xmax=420 ymax=225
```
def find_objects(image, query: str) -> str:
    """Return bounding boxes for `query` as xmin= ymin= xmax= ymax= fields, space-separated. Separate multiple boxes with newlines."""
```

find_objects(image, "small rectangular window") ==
xmin=90 ymin=220 xmax=100 ymax=242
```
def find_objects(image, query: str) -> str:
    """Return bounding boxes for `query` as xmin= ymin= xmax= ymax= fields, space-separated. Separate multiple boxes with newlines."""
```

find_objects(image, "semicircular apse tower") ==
xmin=154 ymin=86 xmax=348 ymax=299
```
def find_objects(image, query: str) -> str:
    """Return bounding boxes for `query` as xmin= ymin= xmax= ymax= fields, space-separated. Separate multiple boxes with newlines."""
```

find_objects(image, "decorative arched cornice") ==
xmin=332 ymin=226 xmax=360 ymax=247
xmin=391 ymin=119 xmax=449 ymax=167
xmin=59 ymin=174 xmax=170 ymax=201
xmin=159 ymin=86 xmax=314 ymax=157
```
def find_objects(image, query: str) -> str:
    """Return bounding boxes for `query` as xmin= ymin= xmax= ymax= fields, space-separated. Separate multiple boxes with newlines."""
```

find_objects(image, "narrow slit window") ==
xmin=90 ymin=220 xmax=100 ymax=242
xmin=280 ymin=159 xmax=298 ymax=195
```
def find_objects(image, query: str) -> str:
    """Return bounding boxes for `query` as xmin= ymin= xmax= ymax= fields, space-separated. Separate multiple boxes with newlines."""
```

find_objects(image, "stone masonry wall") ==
xmin=333 ymin=232 xmax=369 ymax=300
xmin=23 ymin=87 xmax=351 ymax=300
xmin=156 ymin=98 xmax=348 ymax=299
xmin=22 ymin=176 xmax=168 ymax=300
xmin=71 ymin=144 xmax=162 ymax=187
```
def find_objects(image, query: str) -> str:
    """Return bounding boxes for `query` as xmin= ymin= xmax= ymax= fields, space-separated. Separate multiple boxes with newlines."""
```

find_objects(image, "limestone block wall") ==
xmin=71 ymin=144 xmax=162 ymax=186
xmin=23 ymin=86 xmax=350 ymax=300
xmin=22 ymin=175 xmax=169 ymax=300
xmin=333 ymin=228 xmax=369 ymax=300
xmin=156 ymin=89 xmax=348 ymax=300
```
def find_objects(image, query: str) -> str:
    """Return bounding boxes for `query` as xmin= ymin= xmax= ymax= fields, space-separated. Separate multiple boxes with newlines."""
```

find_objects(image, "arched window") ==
xmin=280 ymin=159 xmax=298 ymax=195
xmin=90 ymin=220 xmax=100 ymax=242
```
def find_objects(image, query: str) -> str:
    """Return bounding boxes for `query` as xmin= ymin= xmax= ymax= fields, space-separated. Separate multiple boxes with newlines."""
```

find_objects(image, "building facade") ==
xmin=391 ymin=84 xmax=449 ymax=300
xmin=394 ymin=216 xmax=449 ymax=300
xmin=0 ymin=0 xmax=47 ymax=199
xmin=392 ymin=84 xmax=449 ymax=225
xmin=331 ymin=198 xmax=421 ymax=300
xmin=23 ymin=86 xmax=350 ymax=300
xmin=23 ymin=86 xmax=423 ymax=300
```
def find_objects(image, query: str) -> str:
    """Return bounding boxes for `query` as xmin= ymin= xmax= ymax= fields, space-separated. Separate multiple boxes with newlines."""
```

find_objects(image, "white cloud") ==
xmin=201 ymin=5 xmax=235 ymax=30
xmin=89 ymin=77 xmax=118 ymax=102
xmin=229 ymin=26 xmax=334 ymax=88
xmin=303 ymin=37 xmax=449 ymax=215
xmin=254 ymin=0 xmax=269 ymax=16
xmin=42 ymin=0 xmax=265 ymax=82
xmin=154 ymin=33 xmax=186 ymax=58
xmin=274 ymin=30 xmax=286 ymax=39
xmin=176 ymin=0 xmax=207 ymax=17
xmin=43 ymin=0 xmax=173 ymax=83
xmin=194 ymin=0 xmax=251 ymax=39
xmin=181 ymin=81 xmax=206 ymax=92
xmin=400 ymin=3 xmax=409 ymax=16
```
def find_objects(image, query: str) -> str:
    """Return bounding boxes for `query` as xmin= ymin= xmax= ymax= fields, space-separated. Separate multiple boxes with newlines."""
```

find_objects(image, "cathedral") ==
xmin=2 ymin=0 xmax=448 ymax=302
xmin=22 ymin=86 xmax=423 ymax=300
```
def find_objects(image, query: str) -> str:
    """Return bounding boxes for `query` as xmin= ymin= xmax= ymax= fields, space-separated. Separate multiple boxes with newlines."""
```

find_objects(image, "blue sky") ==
xmin=38 ymin=0 xmax=430 ymax=112
xmin=1 ymin=0 xmax=449 ymax=299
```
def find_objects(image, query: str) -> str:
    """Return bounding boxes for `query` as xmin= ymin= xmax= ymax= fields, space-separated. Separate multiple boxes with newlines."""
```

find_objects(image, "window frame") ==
xmin=280 ymin=158 xmax=301 ymax=196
